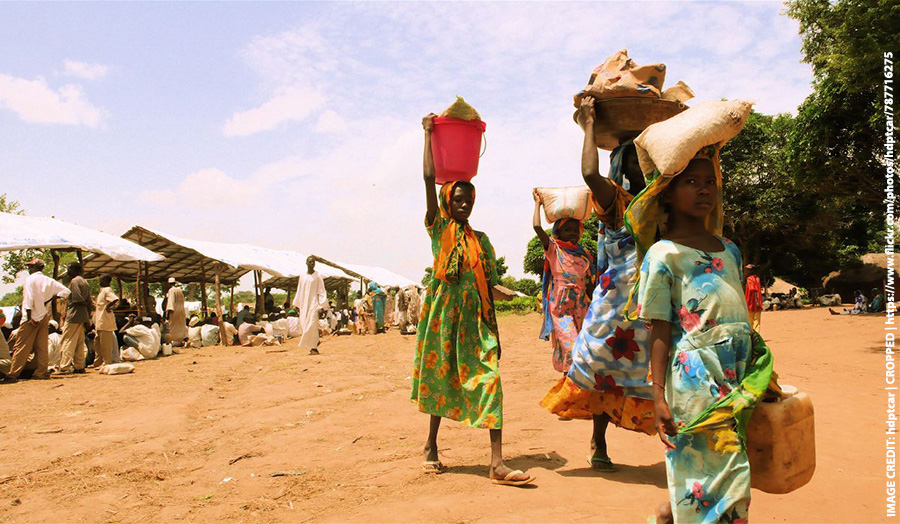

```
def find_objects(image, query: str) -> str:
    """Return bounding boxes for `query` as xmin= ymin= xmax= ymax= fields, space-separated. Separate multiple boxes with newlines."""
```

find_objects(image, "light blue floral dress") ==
xmin=638 ymin=236 xmax=753 ymax=524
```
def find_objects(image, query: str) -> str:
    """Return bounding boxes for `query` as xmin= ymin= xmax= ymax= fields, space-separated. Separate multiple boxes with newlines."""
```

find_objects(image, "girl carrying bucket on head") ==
xmin=540 ymin=96 xmax=658 ymax=472
xmin=627 ymin=146 xmax=774 ymax=524
xmin=532 ymin=194 xmax=596 ymax=375
xmin=410 ymin=113 xmax=535 ymax=487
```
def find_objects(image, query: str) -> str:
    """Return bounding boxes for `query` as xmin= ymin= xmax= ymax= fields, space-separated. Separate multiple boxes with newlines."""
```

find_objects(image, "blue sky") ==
xmin=0 ymin=1 xmax=813 ymax=294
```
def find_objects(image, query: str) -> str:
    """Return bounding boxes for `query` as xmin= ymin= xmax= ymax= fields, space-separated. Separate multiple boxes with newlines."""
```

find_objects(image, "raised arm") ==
xmin=577 ymin=97 xmax=616 ymax=210
xmin=423 ymin=113 xmax=439 ymax=226
xmin=532 ymin=190 xmax=550 ymax=251
xmin=649 ymin=319 xmax=676 ymax=450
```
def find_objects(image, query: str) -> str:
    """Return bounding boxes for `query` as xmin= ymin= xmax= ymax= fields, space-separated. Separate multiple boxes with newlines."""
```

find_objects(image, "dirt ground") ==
xmin=0 ymin=307 xmax=890 ymax=523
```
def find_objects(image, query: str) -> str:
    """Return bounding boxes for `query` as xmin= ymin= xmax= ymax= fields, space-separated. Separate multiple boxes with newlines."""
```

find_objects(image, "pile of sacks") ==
xmin=574 ymin=49 xmax=694 ymax=107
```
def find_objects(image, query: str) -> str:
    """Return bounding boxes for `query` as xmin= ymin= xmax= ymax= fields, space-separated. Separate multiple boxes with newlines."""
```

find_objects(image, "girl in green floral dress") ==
xmin=410 ymin=113 xmax=534 ymax=487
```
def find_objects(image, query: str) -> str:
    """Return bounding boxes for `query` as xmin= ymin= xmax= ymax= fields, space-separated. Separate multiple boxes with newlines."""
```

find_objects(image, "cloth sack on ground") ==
xmin=125 ymin=324 xmax=161 ymax=359
xmin=535 ymin=186 xmax=593 ymax=223
xmin=121 ymin=347 xmax=145 ymax=362
xmin=187 ymin=325 xmax=202 ymax=348
xmin=161 ymin=343 xmax=173 ymax=356
xmin=99 ymin=363 xmax=135 ymax=375
xmin=200 ymin=324 xmax=220 ymax=347
xmin=439 ymin=96 xmax=481 ymax=121
xmin=633 ymin=99 xmax=753 ymax=177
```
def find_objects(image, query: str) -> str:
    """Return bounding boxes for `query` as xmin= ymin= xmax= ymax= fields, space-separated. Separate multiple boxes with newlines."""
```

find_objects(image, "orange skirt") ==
xmin=539 ymin=376 xmax=657 ymax=436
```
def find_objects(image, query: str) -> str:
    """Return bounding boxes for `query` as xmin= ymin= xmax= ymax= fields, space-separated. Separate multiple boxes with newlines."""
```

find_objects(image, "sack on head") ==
xmin=535 ymin=186 xmax=593 ymax=223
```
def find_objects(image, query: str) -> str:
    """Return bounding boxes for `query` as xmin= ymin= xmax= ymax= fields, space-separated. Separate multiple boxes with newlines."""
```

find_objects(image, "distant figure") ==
xmin=830 ymin=289 xmax=867 ymax=315
xmin=292 ymin=256 xmax=328 ymax=355
xmin=165 ymin=278 xmax=188 ymax=345
xmin=3 ymin=258 xmax=70 ymax=383
xmin=286 ymin=310 xmax=301 ymax=338
xmin=744 ymin=264 xmax=763 ymax=332
xmin=58 ymin=262 xmax=92 ymax=374
xmin=870 ymin=288 xmax=886 ymax=313
xmin=235 ymin=305 xmax=251 ymax=328
xmin=93 ymin=274 xmax=120 ymax=369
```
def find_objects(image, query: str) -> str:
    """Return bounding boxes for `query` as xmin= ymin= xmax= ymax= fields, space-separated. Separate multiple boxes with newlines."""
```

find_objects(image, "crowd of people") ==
xmin=0 ymin=255 xmax=426 ymax=380
xmin=410 ymin=100 xmax=779 ymax=523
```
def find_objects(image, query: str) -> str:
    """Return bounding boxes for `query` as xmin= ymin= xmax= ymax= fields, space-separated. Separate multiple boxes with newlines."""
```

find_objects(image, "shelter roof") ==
xmin=0 ymin=212 xmax=162 ymax=262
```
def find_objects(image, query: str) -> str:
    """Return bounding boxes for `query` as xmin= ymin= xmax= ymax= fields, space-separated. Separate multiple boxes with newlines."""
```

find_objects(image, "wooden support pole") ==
xmin=135 ymin=261 xmax=143 ymax=315
xmin=116 ymin=277 xmax=123 ymax=299
xmin=200 ymin=259 xmax=208 ymax=317
xmin=143 ymin=261 xmax=150 ymax=315
xmin=229 ymin=281 xmax=235 ymax=315
xmin=76 ymin=249 xmax=83 ymax=266
xmin=214 ymin=266 xmax=222 ymax=315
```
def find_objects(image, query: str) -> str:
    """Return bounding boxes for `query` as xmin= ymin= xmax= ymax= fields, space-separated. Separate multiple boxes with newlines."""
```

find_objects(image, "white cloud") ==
xmin=315 ymin=110 xmax=346 ymax=134
xmin=0 ymin=74 xmax=105 ymax=127
xmin=157 ymin=2 xmax=815 ymax=282
xmin=223 ymin=85 xmax=325 ymax=136
xmin=63 ymin=60 xmax=110 ymax=81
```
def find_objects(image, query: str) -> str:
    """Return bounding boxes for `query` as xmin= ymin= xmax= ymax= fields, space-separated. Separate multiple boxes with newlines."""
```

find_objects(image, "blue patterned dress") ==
xmin=638 ymin=237 xmax=753 ymax=524
xmin=541 ymin=184 xmax=655 ymax=433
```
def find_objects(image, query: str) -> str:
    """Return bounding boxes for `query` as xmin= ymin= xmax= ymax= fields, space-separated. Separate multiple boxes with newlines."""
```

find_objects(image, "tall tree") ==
xmin=785 ymin=0 xmax=900 ymax=265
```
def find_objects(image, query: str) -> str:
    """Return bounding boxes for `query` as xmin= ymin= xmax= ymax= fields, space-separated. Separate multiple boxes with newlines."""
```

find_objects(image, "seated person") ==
xmin=870 ymin=288 xmax=886 ymax=313
xmin=272 ymin=313 xmax=290 ymax=341
xmin=238 ymin=315 xmax=278 ymax=346
xmin=122 ymin=315 xmax=162 ymax=359
xmin=258 ymin=315 xmax=274 ymax=337
xmin=286 ymin=310 xmax=301 ymax=338
xmin=220 ymin=314 xmax=238 ymax=346
xmin=45 ymin=320 xmax=63 ymax=372
xmin=830 ymin=289 xmax=867 ymax=315
xmin=187 ymin=316 xmax=203 ymax=348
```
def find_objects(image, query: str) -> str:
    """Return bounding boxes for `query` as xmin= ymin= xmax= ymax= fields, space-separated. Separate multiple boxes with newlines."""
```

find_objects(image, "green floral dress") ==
xmin=411 ymin=216 xmax=503 ymax=429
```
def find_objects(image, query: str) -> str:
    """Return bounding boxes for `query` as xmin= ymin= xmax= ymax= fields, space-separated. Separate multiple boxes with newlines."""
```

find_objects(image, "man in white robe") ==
xmin=165 ymin=278 xmax=188 ymax=345
xmin=292 ymin=257 xmax=327 ymax=355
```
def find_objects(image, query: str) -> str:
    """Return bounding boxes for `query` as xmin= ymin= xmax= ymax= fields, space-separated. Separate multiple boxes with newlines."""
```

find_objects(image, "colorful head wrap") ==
xmin=622 ymin=145 xmax=724 ymax=318
xmin=432 ymin=181 xmax=494 ymax=324
xmin=539 ymin=218 xmax=596 ymax=341
xmin=367 ymin=281 xmax=384 ymax=295
xmin=607 ymin=138 xmax=636 ymax=193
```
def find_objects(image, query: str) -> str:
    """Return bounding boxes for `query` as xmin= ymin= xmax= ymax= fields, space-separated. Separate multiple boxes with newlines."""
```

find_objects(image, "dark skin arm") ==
xmin=649 ymin=319 xmax=677 ymax=449
xmin=577 ymin=96 xmax=617 ymax=212
xmin=423 ymin=113 xmax=439 ymax=226
xmin=532 ymin=191 xmax=551 ymax=251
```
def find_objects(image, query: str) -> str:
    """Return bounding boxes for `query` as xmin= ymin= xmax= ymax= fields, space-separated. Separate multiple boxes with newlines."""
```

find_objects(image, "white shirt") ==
xmin=22 ymin=272 xmax=70 ymax=322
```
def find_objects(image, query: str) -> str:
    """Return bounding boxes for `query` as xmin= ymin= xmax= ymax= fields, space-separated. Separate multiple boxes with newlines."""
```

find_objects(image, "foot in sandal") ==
xmin=422 ymin=460 xmax=447 ymax=474
xmin=489 ymin=464 xmax=535 ymax=486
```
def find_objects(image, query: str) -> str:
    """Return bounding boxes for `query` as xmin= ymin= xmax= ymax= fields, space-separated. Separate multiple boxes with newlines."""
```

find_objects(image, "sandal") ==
xmin=588 ymin=455 xmax=616 ymax=472
xmin=422 ymin=460 xmax=446 ymax=474
xmin=490 ymin=469 xmax=535 ymax=486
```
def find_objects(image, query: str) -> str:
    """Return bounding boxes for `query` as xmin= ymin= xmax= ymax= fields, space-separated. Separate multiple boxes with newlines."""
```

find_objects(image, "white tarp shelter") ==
xmin=0 ymin=212 xmax=163 ymax=262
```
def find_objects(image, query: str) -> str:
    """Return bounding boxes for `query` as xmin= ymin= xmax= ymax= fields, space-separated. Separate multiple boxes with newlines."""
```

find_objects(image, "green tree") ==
xmin=495 ymin=256 xmax=508 ymax=278
xmin=0 ymin=286 xmax=23 ymax=307
xmin=784 ymin=0 xmax=899 ymax=269
xmin=523 ymin=214 xmax=600 ymax=276
xmin=499 ymin=275 xmax=541 ymax=296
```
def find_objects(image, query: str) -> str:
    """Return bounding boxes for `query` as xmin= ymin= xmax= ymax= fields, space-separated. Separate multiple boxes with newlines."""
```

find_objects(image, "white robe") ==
xmin=292 ymin=271 xmax=327 ymax=350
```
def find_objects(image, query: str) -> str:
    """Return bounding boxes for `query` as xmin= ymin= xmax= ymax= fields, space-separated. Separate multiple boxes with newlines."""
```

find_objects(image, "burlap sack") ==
xmin=535 ymin=186 xmax=593 ymax=223
xmin=575 ymin=49 xmax=667 ymax=105
xmin=634 ymin=100 xmax=754 ymax=176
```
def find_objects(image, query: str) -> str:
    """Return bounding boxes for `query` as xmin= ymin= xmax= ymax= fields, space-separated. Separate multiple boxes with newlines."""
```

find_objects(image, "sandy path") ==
xmin=0 ymin=308 xmax=889 ymax=523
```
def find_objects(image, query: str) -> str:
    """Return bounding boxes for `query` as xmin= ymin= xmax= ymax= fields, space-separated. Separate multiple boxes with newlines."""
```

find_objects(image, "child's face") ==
xmin=449 ymin=186 xmax=474 ymax=222
xmin=665 ymin=159 xmax=717 ymax=220
xmin=557 ymin=220 xmax=581 ymax=243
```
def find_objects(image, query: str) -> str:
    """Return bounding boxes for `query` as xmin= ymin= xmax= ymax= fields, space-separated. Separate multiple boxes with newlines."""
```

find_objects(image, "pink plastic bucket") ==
xmin=431 ymin=117 xmax=487 ymax=184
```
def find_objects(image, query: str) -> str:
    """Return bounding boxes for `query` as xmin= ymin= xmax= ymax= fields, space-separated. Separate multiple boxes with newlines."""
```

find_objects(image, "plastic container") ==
xmin=431 ymin=117 xmax=487 ymax=184
xmin=746 ymin=389 xmax=816 ymax=494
